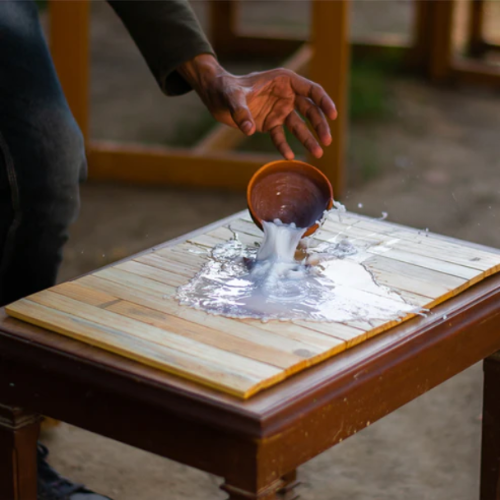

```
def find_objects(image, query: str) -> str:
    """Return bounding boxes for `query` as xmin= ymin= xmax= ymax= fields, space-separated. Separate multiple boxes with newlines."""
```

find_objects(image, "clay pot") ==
xmin=247 ymin=160 xmax=333 ymax=237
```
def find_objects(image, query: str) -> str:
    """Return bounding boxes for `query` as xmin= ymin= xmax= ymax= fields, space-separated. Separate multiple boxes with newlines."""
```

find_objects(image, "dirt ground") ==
xmin=37 ymin=2 xmax=500 ymax=500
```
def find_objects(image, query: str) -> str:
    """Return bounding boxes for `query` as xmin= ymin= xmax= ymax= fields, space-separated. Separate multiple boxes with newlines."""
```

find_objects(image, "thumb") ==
xmin=226 ymin=89 xmax=255 ymax=136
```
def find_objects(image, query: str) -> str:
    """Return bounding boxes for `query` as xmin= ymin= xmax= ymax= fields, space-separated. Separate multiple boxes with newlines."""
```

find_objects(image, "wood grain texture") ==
xmin=6 ymin=211 xmax=500 ymax=399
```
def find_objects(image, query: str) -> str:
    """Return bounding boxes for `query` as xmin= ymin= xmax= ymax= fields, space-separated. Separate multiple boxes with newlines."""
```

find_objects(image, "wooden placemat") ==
xmin=6 ymin=212 xmax=500 ymax=399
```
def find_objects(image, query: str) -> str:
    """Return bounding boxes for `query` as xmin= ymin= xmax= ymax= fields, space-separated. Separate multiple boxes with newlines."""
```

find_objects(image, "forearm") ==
xmin=176 ymin=54 xmax=222 ymax=95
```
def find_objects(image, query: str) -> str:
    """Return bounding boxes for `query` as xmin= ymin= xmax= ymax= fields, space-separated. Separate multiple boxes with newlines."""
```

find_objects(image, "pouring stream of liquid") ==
xmin=176 ymin=211 xmax=419 ymax=323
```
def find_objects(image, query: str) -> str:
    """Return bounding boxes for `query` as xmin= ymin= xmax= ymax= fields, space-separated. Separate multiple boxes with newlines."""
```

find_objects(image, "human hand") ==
xmin=178 ymin=54 xmax=337 ymax=160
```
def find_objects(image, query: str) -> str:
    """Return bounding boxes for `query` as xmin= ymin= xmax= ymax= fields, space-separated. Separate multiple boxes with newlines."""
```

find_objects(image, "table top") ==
xmin=5 ymin=210 xmax=500 ymax=399
xmin=2 ymin=212 xmax=500 ymax=442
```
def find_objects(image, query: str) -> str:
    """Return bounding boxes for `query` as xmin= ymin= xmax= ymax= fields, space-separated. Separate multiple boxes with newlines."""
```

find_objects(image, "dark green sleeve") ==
xmin=107 ymin=0 xmax=215 ymax=96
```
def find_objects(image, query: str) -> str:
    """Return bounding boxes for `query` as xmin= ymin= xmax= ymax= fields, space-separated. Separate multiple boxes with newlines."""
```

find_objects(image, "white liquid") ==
xmin=257 ymin=219 xmax=306 ymax=261
xmin=176 ymin=216 xmax=418 ymax=323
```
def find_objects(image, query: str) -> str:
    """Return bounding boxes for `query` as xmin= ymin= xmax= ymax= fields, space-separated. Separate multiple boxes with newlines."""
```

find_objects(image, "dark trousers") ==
xmin=0 ymin=0 xmax=87 ymax=307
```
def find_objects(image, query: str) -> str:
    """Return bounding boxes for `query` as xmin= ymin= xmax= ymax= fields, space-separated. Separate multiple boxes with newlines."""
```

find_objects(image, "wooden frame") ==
xmin=45 ymin=1 xmax=426 ymax=197
xmin=425 ymin=0 xmax=500 ymax=86
xmin=467 ymin=0 xmax=500 ymax=57
xmin=48 ymin=0 xmax=350 ymax=196
xmin=48 ymin=1 xmax=498 ymax=198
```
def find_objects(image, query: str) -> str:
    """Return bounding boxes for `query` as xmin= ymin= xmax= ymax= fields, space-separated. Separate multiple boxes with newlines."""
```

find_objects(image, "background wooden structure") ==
xmin=48 ymin=0 xmax=500 ymax=198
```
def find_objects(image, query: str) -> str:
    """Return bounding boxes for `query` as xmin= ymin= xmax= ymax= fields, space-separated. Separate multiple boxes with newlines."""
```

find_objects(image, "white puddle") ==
xmin=176 ymin=213 xmax=419 ymax=324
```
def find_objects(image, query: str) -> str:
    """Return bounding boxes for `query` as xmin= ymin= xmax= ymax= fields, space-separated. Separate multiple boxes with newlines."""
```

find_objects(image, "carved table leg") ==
xmin=278 ymin=470 xmax=300 ymax=500
xmin=0 ymin=404 xmax=40 ymax=500
xmin=221 ymin=479 xmax=283 ymax=500
xmin=480 ymin=353 xmax=500 ymax=500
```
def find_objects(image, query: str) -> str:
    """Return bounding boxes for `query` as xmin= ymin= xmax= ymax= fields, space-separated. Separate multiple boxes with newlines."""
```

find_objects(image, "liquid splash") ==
xmin=176 ymin=217 xmax=418 ymax=323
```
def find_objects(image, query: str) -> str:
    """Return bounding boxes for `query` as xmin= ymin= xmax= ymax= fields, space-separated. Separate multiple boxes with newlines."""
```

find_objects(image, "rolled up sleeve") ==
xmin=107 ymin=0 xmax=215 ymax=96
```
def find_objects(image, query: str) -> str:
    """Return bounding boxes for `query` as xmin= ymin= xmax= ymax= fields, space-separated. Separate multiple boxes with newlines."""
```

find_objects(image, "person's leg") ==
xmin=0 ymin=0 xmax=86 ymax=307
xmin=0 ymin=3 xmax=111 ymax=499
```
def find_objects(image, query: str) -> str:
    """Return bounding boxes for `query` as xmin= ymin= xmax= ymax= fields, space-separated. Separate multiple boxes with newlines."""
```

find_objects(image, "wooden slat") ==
xmin=156 ymin=245 xmax=209 ymax=267
xmin=104 ymin=300 xmax=303 ymax=369
xmin=6 ymin=299 xmax=259 ymax=398
xmin=319 ymin=213 xmax=498 ymax=260
xmin=319 ymin=218 xmax=500 ymax=272
xmin=134 ymin=253 xmax=199 ymax=277
xmin=52 ymin=281 xmax=118 ymax=307
xmin=27 ymin=291 xmax=281 ymax=380
xmin=226 ymin=217 xmax=477 ymax=293
xmin=95 ymin=268 xmax=345 ymax=352
xmin=160 ymin=239 xmax=420 ymax=327
xmin=80 ymin=274 xmax=340 ymax=354
xmin=293 ymin=320 xmax=367 ymax=348
xmin=363 ymin=255 xmax=466 ymax=298
xmin=117 ymin=260 xmax=189 ymax=288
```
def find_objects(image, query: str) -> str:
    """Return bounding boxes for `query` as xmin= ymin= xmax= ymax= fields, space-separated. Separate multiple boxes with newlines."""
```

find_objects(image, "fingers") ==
xmin=270 ymin=125 xmax=294 ymax=160
xmin=226 ymin=88 xmax=255 ymax=135
xmin=295 ymin=96 xmax=331 ymax=146
xmin=286 ymin=111 xmax=323 ymax=158
xmin=290 ymin=73 xmax=337 ymax=121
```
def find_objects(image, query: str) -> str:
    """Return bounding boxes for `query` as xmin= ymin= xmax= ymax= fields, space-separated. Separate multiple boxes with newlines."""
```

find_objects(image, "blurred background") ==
xmin=36 ymin=1 xmax=500 ymax=499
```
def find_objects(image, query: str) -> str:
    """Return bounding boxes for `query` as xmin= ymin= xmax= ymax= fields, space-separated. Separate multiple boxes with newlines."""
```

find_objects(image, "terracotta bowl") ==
xmin=247 ymin=160 xmax=333 ymax=237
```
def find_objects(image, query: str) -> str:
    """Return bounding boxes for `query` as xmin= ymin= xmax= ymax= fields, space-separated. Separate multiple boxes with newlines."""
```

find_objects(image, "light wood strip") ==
xmin=239 ymin=319 xmax=347 ymax=354
xmin=218 ymin=218 xmax=476 ymax=297
xmin=83 ymin=277 xmax=347 ymax=376
xmin=105 ymin=301 xmax=302 ymax=369
xmin=6 ymin=299 xmax=259 ymax=398
xmin=79 ymin=274 xmax=339 ymax=354
xmin=188 ymin=234 xmax=227 ymax=249
xmin=52 ymin=281 xmax=117 ymax=307
xmin=135 ymin=253 xmax=199 ymax=277
xmin=136 ymin=241 xmax=419 ymax=340
xmin=322 ymin=213 xmax=500 ymax=261
xmin=158 ymin=241 xmax=424 ymax=320
xmin=226 ymin=218 xmax=263 ymax=238
xmin=51 ymin=283 xmax=301 ymax=369
xmin=263 ymin=319 xmax=365 ymax=348
xmin=117 ymin=260 xmax=189 ymax=288
xmin=362 ymin=255 xmax=466 ymax=298
xmin=96 ymin=268 xmax=345 ymax=351
xmin=363 ymin=248 xmax=483 ymax=280
xmin=204 ymin=226 xmax=262 ymax=247
xmin=154 ymin=224 xmax=423 ymax=336
xmin=225 ymin=217 xmax=470 ymax=305
xmin=28 ymin=291 xmax=282 ymax=380
xmin=320 ymin=218 xmax=500 ymax=272
xmin=294 ymin=320 xmax=367 ymax=347
xmin=156 ymin=245 xmax=209 ymax=266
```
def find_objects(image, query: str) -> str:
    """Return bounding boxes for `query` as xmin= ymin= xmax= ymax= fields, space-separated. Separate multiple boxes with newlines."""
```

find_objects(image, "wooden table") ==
xmin=1 ymin=215 xmax=500 ymax=500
